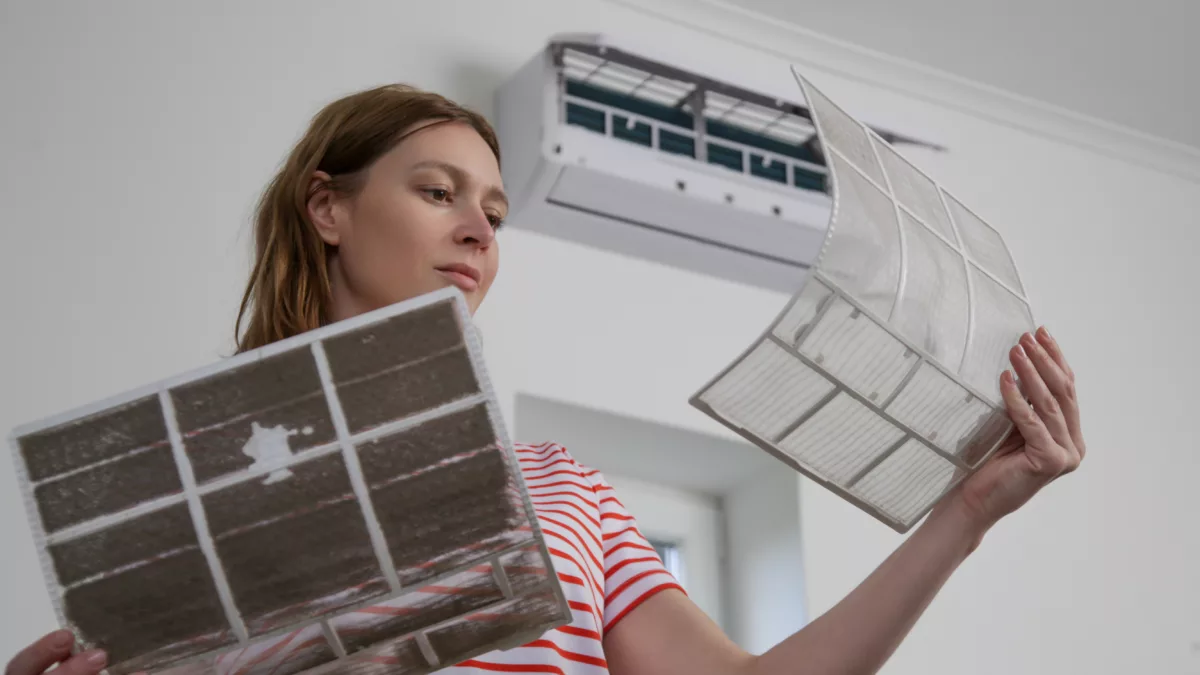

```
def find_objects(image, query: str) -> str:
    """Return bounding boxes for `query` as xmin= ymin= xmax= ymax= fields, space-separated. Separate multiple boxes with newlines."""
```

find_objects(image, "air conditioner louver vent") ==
xmin=559 ymin=47 xmax=831 ymax=197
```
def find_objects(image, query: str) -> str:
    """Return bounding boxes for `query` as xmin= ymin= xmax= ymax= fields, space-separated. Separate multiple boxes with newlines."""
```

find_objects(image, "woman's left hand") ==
xmin=951 ymin=326 xmax=1086 ymax=529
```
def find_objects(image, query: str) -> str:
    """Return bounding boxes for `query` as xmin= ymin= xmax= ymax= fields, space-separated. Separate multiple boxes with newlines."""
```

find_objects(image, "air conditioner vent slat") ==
xmin=613 ymin=115 xmax=653 ymax=148
xmin=659 ymin=130 xmax=696 ymax=158
xmin=565 ymin=103 xmax=606 ymax=135
xmin=565 ymin=80 xmax=693 ymax=129
xmin=750 ymin=154 xmax=788 ymax=185
xmin=706 ymin=119 xmax=819 ymax=163
xmin=707 ymin=143 xmax=744 ymax=173
xmin=558 ymin=49 xmax=833 ymax=197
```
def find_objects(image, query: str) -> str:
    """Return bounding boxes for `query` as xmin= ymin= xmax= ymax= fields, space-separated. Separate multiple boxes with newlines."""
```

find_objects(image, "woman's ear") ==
xmin=307 ymin=171 xmax=343 ymax=246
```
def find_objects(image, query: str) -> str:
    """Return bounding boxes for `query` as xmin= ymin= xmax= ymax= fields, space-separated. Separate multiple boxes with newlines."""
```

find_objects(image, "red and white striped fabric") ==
xmin=210 ymin=442 xmax=683 ymax=675
xmin=444 ymin=442 xmax=684 ymax=674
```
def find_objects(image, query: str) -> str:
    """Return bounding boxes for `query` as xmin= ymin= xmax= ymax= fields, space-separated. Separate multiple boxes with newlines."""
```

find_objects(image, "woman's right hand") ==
xmin=5 ymin=631 xmax=106 ymax=675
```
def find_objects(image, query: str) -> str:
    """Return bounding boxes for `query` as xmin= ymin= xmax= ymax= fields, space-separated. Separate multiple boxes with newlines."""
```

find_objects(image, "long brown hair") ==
xmin=234 ymin=84 xmax=500 ymax=353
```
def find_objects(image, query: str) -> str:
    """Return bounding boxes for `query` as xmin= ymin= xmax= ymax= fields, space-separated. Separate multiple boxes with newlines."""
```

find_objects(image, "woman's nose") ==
xmin=455 ymin=207 xmax=495 ymax=246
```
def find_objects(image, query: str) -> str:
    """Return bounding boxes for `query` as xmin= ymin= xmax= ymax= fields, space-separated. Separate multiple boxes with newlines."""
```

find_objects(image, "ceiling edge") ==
xmin=603 ymin=0 xmax=1200 ymax=183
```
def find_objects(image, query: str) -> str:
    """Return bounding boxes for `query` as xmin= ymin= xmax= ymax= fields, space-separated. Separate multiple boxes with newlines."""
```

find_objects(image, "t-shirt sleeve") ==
xmin=588 ymin=470 xmax=686 ymax=633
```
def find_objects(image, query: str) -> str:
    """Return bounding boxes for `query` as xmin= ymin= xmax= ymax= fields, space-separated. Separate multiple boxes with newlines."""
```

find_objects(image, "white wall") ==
xmin=724 ymin=470 xmax=807 ymax=656
xmin=1 ymin=1 xmax=1198 ymax=673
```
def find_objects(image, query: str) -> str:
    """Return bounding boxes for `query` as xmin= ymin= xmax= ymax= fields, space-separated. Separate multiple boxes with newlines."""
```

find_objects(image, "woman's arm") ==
xmin=752 ymin=494 xmax=984 ymax=675
xmin=605 ymin=492 xmax=984 ymax=675
xmin=605 ymin=328 xmax=1085 ymax=675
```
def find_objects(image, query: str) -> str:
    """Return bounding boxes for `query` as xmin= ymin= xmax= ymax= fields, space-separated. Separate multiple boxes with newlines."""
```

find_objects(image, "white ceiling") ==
xmin=723 ymin=0 xmax=1200 ymax=150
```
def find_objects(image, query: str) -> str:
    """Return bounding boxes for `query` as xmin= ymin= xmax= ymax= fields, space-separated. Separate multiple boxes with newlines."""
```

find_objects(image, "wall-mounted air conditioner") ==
xmin=494 ymin=33 xmax=944 ymax=292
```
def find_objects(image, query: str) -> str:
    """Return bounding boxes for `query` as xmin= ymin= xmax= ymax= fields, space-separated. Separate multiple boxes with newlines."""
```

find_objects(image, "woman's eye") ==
xmin=424 ymin=188 xmax=450 ymax=202
xmin=487 ymin=214 xmax=505 ymax=229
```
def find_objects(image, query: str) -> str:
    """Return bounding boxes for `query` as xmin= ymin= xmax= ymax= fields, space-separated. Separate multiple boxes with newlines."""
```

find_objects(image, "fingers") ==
xmin=6 ymin=631 xmax=72 ymax=675
xmin=1035 ymin=326 xmax=1074 ymax=381
xmin=5 ymin=631 xmax=106 ymax=675
xmin=53 ymin=652 xmax=108 ymax=675
xmin=1000 ymin=367 xmax=1074 ymax=479
xmin=1034 ymin=327 xmax=1085 ymax=457
xmin=1011 ymin=337 xmax=1074 ymax=451
xmin=1000 ymin=369 xmax=1055 ymax=457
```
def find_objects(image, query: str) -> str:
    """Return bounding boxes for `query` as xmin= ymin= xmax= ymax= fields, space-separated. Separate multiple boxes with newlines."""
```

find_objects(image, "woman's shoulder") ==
xmin=511 ymin=441 xmax=583 ymax=467
xmin=510 ymin=441 xmax=609 ymax=491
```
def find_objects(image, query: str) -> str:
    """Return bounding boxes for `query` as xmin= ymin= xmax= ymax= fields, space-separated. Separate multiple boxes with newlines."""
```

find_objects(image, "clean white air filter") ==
xmin=692 ymin=72 xmax=1034 ymax=533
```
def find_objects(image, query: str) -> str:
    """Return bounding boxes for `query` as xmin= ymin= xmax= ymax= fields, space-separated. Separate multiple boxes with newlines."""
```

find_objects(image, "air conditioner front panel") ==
xmin=546 ymin=165 xmax=821 ymax=269
xmin=520 ymin=196 xmax=811 ymax=292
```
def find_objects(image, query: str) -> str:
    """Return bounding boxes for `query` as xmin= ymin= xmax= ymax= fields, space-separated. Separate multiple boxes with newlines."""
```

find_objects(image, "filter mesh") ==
xmin=778 ymin=393 xmax=904 ymax=484
xmin=820 ymin=152 xmax=902 ymax=318
xmin=892 ymin=212 xmax=969 ymax=368
xmin=699 ymin=341 xmax=835 ymax=442
xmin=885 ymin=363 xmax=997 ymax=459
xmin=806 ymin=85 xmax=886 ymax=186
xmin=11 ymin=288 xmax=569 ymax=674
xmin=873 ymin=136 xmax=957 ymax=244
xmin=770 ymin=280 xmax=834 ymax=348
xmin=945 ymin=193 xmax=1025 ymax=295
xmin=850 ymin=439 xmax=960 ymax=526
xmin=961 ymin=265 xmax=1036 ymax=402
xmin=798 ymin=297 xmax=918 ymax=404
xmin=692 ymin=73 xmax=1034 ymax=532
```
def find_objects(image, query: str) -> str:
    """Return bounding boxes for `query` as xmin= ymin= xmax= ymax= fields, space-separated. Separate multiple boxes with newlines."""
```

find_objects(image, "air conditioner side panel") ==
xmin=494 ymin=46 xmax=556 ymax=214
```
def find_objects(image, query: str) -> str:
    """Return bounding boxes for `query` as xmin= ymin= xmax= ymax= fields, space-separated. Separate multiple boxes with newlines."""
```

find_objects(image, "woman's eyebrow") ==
xmin=409 ymin=160 xmax=508 ymax=209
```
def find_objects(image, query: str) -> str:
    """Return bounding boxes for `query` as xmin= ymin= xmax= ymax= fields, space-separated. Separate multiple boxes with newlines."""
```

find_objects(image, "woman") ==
xmin=7 ymin=84 xmax=1085 ymax=675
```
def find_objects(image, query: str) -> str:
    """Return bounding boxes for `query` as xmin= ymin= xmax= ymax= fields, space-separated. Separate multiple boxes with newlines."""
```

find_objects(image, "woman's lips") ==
xmin=436 ymin=266 xmax=480 ymax=292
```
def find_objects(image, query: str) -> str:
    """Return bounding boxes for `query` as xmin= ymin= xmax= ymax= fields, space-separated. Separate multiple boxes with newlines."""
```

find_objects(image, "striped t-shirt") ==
xmin=210 ymin=442 xmax=683 ymax=675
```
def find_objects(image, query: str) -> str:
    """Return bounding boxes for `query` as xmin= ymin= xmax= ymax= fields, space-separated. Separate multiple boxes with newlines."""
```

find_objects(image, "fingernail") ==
xmin=1025 ymin=335 xmax=1043 ymax=354
xmin=52 ymin=630 xmax=73 ymax=648
xmin=85 ymin=650 xmax=107 ymax=667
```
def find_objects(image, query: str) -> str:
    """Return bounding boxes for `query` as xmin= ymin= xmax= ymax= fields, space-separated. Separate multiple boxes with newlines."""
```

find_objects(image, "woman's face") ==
xmin=308 ymin=120 xmax=506 ymax=320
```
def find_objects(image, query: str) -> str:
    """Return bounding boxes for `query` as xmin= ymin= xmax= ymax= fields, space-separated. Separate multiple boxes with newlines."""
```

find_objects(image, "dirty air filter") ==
xmin=692 ymin=71 xmax=1034 ymax=533
xmin=10 ymin=287 xmax=570 ymax=674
